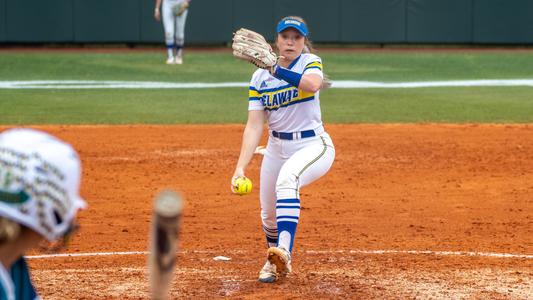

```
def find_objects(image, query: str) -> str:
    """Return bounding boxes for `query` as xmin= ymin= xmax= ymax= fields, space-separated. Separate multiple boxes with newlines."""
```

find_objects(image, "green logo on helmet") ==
xmin=0 ymin=170 xmax=29 ymax=203
xmin=0 ymin=190 xmax=30 ymax=204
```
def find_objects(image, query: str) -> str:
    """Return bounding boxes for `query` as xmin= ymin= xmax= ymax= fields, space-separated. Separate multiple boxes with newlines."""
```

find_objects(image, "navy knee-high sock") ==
xmin=276 ymin=198 xmax=300 ymax=252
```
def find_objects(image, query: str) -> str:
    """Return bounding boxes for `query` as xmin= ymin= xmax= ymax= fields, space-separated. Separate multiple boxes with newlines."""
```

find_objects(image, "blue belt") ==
xmin=271 ymin=129 xmax=316 ymax=140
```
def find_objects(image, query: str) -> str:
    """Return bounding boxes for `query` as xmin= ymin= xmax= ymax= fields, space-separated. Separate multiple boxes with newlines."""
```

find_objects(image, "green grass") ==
xmin=321 ymin=87 xmax=533 ymax=123
xmin=1 ymin=50 xmax=532 ymax=124
xmin=325 ymin=51 xmax=533 ymax=81
xmin=0 ymin=52 xmax=253 ymax=82
xmin=0 ymin=89 xmax=249 ymax=124
xmin=2 ymin=51 xmax=533 ymax=82
xmin=1 ymin=87 xmax=532 ymax=124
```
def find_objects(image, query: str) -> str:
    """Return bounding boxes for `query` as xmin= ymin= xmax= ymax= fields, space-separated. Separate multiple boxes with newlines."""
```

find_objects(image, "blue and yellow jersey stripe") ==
xmin=249 ymin=86 xmax=261 ymax=101
xmin=249 ymin=84 xmax=315 ymax=111
xmin=304 ymin=61 xmax=322 ymax=71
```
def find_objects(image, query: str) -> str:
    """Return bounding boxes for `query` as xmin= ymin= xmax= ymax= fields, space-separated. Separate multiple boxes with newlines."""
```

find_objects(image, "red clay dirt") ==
xmin=3 ymin=124 xmax=530 ymax=299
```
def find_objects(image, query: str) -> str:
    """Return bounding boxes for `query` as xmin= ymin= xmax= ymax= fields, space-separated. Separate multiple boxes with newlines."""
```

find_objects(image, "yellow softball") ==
xmin=233 ymin=177 xmax=252 ymax=195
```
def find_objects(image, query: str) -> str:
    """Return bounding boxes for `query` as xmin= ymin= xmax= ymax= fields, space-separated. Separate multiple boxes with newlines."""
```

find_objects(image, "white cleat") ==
xmin=174 ymin=56 xmax=183 ymax=65
xmin=258 ymin=260 xmax=277 ymax=283
xmin=166 ymin=57 xmax=175 ymax=65
xmin=267 ymin=247 xmax=292 ymax=276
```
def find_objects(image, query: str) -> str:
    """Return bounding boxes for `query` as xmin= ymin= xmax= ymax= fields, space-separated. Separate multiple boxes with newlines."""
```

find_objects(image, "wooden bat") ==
xmin=148 ymin=190 xmax=183 ymax=300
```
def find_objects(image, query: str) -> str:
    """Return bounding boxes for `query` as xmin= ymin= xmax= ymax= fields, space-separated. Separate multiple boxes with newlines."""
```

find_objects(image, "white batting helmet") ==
xmin=0 ymin=128 xmax=86 ymax=242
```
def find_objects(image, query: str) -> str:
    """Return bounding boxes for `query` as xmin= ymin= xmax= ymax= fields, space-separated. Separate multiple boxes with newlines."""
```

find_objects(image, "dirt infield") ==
xmin=5 ymin=124 xmax=531 ymax=299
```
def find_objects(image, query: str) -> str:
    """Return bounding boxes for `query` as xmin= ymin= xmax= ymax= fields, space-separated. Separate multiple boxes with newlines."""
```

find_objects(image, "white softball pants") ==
xmin=162 ymin=0 xmax=188 ymax=46
xmin=259 ymin=131 xmax=335 ymax=249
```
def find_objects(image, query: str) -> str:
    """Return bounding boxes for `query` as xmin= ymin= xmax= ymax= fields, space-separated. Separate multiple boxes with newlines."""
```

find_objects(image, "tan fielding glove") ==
xmin=173 ymin=1 xmax=189 ymax=16
xmin=232 ymin=28 xmax=278 ymax=71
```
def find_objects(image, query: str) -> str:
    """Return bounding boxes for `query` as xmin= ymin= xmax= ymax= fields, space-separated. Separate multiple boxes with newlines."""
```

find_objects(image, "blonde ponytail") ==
xmin=0 ymin=217 xmax=21 ymax=244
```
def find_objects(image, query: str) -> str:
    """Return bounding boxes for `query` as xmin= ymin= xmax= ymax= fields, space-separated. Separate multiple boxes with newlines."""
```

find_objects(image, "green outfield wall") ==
xmin=1 ymin=0 xmax=532 ymax=44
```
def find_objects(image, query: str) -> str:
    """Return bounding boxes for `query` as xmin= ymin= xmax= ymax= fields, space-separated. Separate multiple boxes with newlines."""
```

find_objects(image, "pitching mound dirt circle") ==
xmin=4 ymin=124 xmax=529 ymax=299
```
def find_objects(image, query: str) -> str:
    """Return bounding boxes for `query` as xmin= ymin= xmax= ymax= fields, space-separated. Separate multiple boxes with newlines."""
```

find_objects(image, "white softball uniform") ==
xmin=248 ymin=53 xmax=335 ymax=251
xmin=162 ymin=0 xmax=188 ymax=46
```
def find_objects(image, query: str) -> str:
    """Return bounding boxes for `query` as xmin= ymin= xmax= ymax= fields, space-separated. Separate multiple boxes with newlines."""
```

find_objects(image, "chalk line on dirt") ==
xmin=25 ymin=249 xmax=532 ymax=260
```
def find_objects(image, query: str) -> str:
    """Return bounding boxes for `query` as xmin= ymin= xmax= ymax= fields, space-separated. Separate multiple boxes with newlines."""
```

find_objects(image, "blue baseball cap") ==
xmin=276 ymin=18 xmax=308 ymax=37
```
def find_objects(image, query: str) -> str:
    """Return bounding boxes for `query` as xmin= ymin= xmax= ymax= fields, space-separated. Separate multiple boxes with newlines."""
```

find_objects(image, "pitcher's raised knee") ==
xmin=276 ymin=174 xmax=299 ymax=199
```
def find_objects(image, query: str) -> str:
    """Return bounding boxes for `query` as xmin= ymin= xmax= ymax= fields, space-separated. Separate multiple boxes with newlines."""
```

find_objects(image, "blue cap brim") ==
xmin=276 ymin=19 xmax=308 ymax=37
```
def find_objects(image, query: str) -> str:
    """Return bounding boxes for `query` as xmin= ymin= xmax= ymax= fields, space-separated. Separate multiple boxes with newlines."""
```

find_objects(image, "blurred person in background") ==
xmin=154 ymin=0 xmax=191 ymax=65
xmin=0 ymin=129 xmax=86 ymax=299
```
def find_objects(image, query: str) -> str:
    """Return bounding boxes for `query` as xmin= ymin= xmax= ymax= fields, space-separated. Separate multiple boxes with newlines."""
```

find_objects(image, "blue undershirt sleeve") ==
xmin=272 ymin=65 xmax=302 ymax=88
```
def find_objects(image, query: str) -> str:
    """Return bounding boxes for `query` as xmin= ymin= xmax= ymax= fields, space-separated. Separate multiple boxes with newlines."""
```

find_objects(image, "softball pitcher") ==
xmin=154 ymin=0 xmax=190 ymax=64
xmin=231 ymin=16 xmax=335 ymax=283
